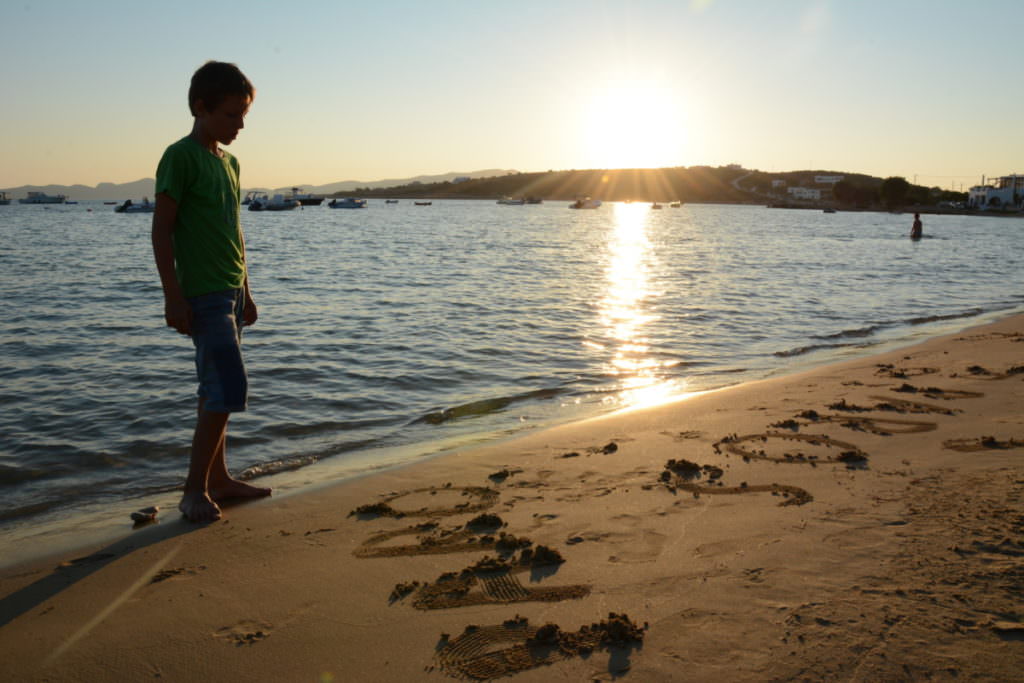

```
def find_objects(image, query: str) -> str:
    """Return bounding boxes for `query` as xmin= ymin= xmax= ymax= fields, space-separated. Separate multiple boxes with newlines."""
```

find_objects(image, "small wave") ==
xmin=415 ymin=387 xmax=566 ymax=425
xmin=904 ymin=309 xmax=983 ymax=326
xmin=774 ymin=342 xmax=863 ymax=358
xmin=816 ymin=324 xmax=884 ymax=341
xmin=0 ymin=464 xmax=50 ymax=487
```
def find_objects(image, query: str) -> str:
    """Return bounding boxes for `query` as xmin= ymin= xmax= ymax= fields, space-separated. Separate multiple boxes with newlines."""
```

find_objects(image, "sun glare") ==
xmin=583 ymin=80 xmax=688 ymax=170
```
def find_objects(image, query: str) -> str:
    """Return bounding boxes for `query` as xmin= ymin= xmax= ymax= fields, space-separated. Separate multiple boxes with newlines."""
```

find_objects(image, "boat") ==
xmin=19 ymin=191 xmax=67 ymax=204
xmin=248 ymin=193 xmax=300 ymax=211
xmin=496 ymin=197 xmax=526 ymax=205
xmin=327 ymin=197 xmax=367 ymax=209
xmin=414 ymin=201 xmax=433 ymax=206
xmin=569 ymin=197 xmax=601 ymax=209
xmin=670 ymin=202 xmax=682 ymax=208
xmin=0 ymin=192 xmax=10 ymax=205
xmin=823 ymin=208 xmax=837 ymax=213
xmin=289 ymin=188 xmax=324 ymax=206
xmin=103 ymin=201 xmax=118 ymax=205
xmin=525 ymin=197 xmax=543 ymax=204
xmin=115 ymin=198 xmax=155 ymax=213
xmin=651 ymin=202 xmax=663 ymax=210
xmin=385 ymin=199 xmax=400 ymax=204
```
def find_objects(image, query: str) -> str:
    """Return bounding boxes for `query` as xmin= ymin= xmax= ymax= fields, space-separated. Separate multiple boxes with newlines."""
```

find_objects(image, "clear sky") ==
xmin=3 ymin=0 xmax=1021 ymax=190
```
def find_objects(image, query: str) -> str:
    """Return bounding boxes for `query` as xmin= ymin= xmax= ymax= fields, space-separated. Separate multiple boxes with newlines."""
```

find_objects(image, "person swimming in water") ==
xmin=910 ymin=213 xmax=923 ymax=240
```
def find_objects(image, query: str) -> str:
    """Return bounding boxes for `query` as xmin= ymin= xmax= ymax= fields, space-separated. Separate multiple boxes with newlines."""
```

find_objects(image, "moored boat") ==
xmin=0 ymin=192 xmax=10 ymax=205
xmin=414 ymin=201 xmax=433 ymax=206
xmin=19 ymin=191 xmax=67 ymax=204
xmin=289 ymin=188 xmax=324 ymax=206
xmin=496 ymin=197 xmax=526 ymax=205
xmin=249 ymin=193 xmax=300 ymax=211
xmin=327 ymin=197 xmax=367 ymax=209
xmin=115 ymin=198 xmax=155 ymax=213
xmin=569 ymin=197 xmax=601 ymax=209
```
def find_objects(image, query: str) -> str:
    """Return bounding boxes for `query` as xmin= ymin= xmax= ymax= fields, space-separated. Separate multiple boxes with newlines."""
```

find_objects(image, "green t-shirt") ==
xmin=155 ymin=136 xmax=245 ymax=297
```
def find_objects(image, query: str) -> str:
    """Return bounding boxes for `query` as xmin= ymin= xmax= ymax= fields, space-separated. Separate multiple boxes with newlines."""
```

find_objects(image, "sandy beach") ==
xmin=1 ymin=314 xmax=1022 ymax=681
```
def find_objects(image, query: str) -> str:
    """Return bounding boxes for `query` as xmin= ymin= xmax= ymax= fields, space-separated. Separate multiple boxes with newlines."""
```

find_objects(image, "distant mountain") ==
xmin=0 ymin=179 xmax=155 ymax=201
xmin=0 ymin=170 xmax=514 ymax=201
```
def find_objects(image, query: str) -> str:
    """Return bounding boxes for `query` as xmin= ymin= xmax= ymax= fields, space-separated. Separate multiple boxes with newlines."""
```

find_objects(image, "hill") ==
xmin=0 ymin=170 xmax=514 ymax=202
xmin=349 ymin=166 xmax=752 ymax=203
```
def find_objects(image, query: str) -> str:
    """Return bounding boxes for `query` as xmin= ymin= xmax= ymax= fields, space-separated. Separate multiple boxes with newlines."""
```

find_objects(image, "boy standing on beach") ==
xmin=152 ymin=61 xmax=270 ymax=522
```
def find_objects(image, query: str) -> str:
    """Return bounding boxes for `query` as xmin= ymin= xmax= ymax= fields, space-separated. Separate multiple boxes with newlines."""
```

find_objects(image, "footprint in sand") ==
xmin=354 ymin=515 xmax=528 ymax=559
xmin=433 ymin=614 xmax=645 ymax=680
xmin=713 ymin=433 xmax=869 ymax=470
xmin=942 ymin=436 xmax=1024 ymax=452
xmin=150 ymin=565 xmax=207 ymax=584
xmin=213 ymin=620 xmax=272 ymax=647
xmin=349 ymin=485 xmax=499 ymax=519
xmin=397 ymin=548 xmax=590 ymax=610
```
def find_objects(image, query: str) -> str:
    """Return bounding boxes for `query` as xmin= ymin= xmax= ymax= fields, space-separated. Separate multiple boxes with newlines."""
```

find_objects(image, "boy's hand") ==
xmin=164 ymin=295 xmax=193 ymax=336
xmin=242 ymin=294 xmax=258 ymax=327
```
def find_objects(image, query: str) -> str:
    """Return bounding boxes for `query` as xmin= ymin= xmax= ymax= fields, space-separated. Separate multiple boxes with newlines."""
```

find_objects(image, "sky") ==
xmin=2 ymin=0 xmax=1022 ymax=190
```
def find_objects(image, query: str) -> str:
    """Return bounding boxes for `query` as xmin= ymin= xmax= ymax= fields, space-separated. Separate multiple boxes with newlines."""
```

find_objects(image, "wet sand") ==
xmin=1 ymin=315 xmax=1023 ymax=681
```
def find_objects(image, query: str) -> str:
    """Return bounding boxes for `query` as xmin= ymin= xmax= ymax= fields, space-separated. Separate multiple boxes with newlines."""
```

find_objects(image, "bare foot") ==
xmin=209 ymin=478 xmax=272 ymax=503
xmin=179 ymin=490 xmax=222 ymax=523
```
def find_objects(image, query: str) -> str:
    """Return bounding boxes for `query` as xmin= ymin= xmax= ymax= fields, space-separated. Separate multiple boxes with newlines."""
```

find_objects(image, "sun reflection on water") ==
xmin=597 ymin=202 xmax=684 ymax=410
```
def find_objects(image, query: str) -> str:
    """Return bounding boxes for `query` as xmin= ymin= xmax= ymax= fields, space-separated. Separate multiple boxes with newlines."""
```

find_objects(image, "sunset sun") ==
xmin=583 ymin=80 xmax=688 ymax=170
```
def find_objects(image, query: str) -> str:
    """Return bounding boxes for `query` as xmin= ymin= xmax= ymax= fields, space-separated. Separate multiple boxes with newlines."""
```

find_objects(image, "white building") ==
xmin=787 ymin=187 xmax=821 ymax=201
xmin=814 ymin=175 xmax=845 ymax=185
xmin=967 ymin=174 xmax=1024 ymax=209
xmin=771 ymin=179 xmax=787 ymax=188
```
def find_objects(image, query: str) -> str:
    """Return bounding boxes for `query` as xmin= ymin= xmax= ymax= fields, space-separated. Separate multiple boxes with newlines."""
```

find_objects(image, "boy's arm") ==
xmin=240 ymin=229 xmax=258 ymax=327
xmin=151 ymin=192 xmax=192 ymax=335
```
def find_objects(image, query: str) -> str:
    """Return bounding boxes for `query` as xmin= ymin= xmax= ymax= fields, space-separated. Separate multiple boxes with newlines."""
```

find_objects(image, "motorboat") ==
xmin=289 ymin=188 xmax=324 ymax=206
xmin=327 ymin=197 xmax=367 ymax=209
xmin=651 ymin=202 xmax=663 ymax=210
xmin=525 ymin=197 xmax=543 ymax=204
xmin=385 ymin=199 xmax=400 ymax=204
xmin=0 ymin=192 xmax=10 ymax=205
xmin=115 ymin=198 xmax=155 ymax=213
xmin=19 ymin=191 xmax=67 ymax=204
xmin=414 ymin=201 xmax=433 ymax=206
xmin=670 ymin=202 xmax=682 ymax=208
xmin=823 ymin=208 xmax=837 ymax=213
xmin=569 ymin=197 xmax=601 ymax=209
xmin=249 ymin=193 xmax=300 ymax=211
xmin=496 ymin=197 xmax=525 ymax=205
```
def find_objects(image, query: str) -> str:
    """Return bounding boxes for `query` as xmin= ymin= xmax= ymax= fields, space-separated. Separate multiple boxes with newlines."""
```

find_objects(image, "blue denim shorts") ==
xmin=189 ymin=289 xmax=247 ymax=413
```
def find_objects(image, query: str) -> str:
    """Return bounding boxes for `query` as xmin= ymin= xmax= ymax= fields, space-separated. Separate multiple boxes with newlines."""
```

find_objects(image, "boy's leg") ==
xmin=179 ymin=404 xmax=230 ymax=522
xmin=181 ymin=289 xmax=271 ymax=522
xmin=206 ymin=413 xmax=272 ymax=502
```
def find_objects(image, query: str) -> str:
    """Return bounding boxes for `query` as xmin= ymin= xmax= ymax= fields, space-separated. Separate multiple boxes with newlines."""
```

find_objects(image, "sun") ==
xmin=582 ymin=79 xmax=688 ymax=170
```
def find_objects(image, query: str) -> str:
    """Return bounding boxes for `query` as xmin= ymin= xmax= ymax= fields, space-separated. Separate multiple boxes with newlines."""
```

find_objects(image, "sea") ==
xmin=2 ymin=199 xmax=1022 ymax=567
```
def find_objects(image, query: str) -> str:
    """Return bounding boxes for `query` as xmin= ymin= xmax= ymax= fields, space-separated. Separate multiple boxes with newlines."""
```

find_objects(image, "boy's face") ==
xmin=195 ymin=94 xmax=251 ymax=146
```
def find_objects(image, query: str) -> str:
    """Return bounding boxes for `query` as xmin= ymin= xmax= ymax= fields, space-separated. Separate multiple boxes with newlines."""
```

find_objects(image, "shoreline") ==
xmin=2 ymin=304 xmax=1020 ymax=572
xmin=2 ymin=313 xmax=1022 ymax=680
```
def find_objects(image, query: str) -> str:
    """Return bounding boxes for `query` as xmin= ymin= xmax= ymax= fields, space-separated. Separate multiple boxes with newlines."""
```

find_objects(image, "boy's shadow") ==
xmin=0 ymin=518 xmax=202 ymax=629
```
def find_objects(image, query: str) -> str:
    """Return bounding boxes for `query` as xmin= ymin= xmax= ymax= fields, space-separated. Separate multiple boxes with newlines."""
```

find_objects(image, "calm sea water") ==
xmin=1 ymin=200 xmax=1022 ymax=560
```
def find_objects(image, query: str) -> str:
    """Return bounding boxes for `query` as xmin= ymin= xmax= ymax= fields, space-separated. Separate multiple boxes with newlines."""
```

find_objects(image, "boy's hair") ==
xmin=188 ymin=61 xmax=255 ymax=116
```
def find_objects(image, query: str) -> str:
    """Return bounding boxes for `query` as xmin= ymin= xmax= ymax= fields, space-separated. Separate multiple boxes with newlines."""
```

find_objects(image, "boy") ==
xmin=152 ymin=61 xmax=270 ymax=523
